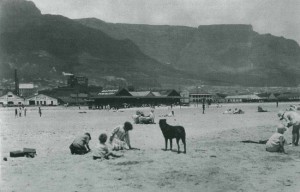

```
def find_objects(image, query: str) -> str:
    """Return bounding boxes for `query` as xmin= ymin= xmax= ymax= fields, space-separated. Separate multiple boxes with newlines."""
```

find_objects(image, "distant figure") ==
xmin=109 ymin=122 xmax=133 ymax=150
xmin=15 ymin=108 xmax=18 ymax=118
xmin=148 ymin=108 xmax=155 ymax=123
xmin=93 ymin=133 xmax=123 ymax=160
xmin=19 ymin=107 xmax=22 ymax=117
xmin=288 ymin=105 xmax=297 ymax=111
xmin=202 ymin=102 xmax=205 ymax=114
xmin=24 ymin=107 xmax=27 ymax=117
xmin=69 ymin=133 xmax=91 ymax=155
xmin=258 ymin=105 xmax=268 ymax=112
xmin=276 ymin=100 xmax=279 ymax=108
xmin=233 ymin=108 xmax=244 ymax=114
xmin=172 ymin=110 xmax=175 ymax=116
xmin=38 ymin=107 xmax=42 ymax=117
xmin=266 ymin=124 xmax=287 ymax=153
xmin=223 ymin=109 xmax=233 ymax=114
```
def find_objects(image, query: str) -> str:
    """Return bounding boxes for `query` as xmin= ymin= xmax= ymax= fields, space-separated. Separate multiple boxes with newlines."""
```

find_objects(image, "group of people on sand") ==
xmin=132 ymin=109 xmax=155 ymax=124
xmin=265 ymin=107 xmax=300 ymax=154
xmin=69 ymin=122 xmax=134 ymax=160
xmin=15 ymin=107 xmax=27 ymax=117
xmin=14 ymin=107 xmax=42 ymax=117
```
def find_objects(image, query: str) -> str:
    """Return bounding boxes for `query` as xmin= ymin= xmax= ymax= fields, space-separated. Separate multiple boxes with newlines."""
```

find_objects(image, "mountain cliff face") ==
xmin=1 ymin=0 xmax=300 ymax=88
xmin=77 ymin=19 xmax=300 ymax=86
xmin=0 ymin=0 xmax=197 ymax=88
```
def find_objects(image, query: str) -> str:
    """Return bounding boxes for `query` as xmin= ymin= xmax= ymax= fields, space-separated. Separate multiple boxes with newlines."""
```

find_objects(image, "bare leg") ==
xmin=170 ymin=139 xmax=173 ymax=151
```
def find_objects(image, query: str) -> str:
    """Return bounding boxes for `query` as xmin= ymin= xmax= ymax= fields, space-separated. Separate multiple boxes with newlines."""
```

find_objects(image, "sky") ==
xmin=30 ymin=0 xmax=300 ymax=44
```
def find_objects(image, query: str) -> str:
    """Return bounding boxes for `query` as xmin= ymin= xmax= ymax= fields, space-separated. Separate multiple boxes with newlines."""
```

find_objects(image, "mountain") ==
xmin=0 ymin=0 xmax=198 ymax=89
xmin=77 ymin=19 xmax=300 ymax=86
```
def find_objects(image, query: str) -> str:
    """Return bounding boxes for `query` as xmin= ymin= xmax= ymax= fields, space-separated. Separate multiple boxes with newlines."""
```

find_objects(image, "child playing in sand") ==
xmin=109 ymin=122 xmax=133 ymax=150
xmin=69 ymin=133 xmax=91 ymax=155
xmin=93 ymin=133 xmax=123 ymax=160
xmin=266 ymin=124 xmax=287 ymax=154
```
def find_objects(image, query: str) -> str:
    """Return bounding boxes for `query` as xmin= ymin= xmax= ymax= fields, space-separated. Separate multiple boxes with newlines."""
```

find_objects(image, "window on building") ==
xmin=8 ymin=95 xmax=12 ymax=97
xmin=51 ymin=101 xmax=53 ymax=105
xmin=37 ymin=101 xmax=39 ymax=105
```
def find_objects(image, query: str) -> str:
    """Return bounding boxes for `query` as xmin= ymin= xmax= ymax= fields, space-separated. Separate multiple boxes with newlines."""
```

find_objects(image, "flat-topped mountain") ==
xmin=1 ymin=0 xmax=300 ymax=88
xmin=77 ymin=18 xmax=300 ymax=86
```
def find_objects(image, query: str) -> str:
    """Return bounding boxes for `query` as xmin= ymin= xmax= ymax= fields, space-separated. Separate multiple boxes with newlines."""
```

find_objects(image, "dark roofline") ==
xmin=91 ymin=96 xmax=182 ymax=99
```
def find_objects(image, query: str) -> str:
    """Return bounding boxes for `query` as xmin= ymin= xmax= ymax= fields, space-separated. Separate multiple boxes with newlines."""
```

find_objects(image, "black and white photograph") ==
xmin=1 ymin=0 xmax=300 ymax=191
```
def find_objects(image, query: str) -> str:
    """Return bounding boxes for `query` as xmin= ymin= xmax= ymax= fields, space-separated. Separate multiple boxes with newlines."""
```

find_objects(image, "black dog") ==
xmin=159 ymin=119 xmax=186 ymax=154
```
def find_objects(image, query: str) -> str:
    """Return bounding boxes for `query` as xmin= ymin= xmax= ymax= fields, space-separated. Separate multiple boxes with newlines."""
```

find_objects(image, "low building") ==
xmin=225 ymin=94 xmax=262 ymax=103
xmin=0 ymin=91 xmax=25 ymax=106
xmin=90 ymin=88 xmax=181 ymax=108
xmin=180 ymin=90 xmax=190 ymax=105
xmin=189 ymin=92 xmax=213 ymax=103
xmin=26 ymin=94 xmax=58 ymax=106
xmin=277 ymin=92 xmax=300 ymax=101
xmin=256 ymin=93 xmax=278 ymax=101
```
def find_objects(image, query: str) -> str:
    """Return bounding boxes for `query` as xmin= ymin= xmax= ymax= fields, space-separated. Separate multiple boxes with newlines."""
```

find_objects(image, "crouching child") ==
xmin=93 ymin=133 xmax=123 ymax=160
xmin=69 ymin=132 xmax=91 ymax=155
xmin=266 ymin=124 xmax=287 ymax=154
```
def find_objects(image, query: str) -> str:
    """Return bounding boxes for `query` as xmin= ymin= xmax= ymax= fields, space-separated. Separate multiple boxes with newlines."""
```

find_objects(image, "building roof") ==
xmin=277 ymin=92 xmax=300 ymax=99
xmin=70 ymin=93 xmax=88 ymax=98
xmin=129 ymin=91 xmax=154 ymax=97
xmin=225 ymin=94 xmax=261 ymax=100
xmin=98 ymin=89 xmax=119 ymax=96
xmin=26 ymin=94 xmax=57 ymax=100
xmin=19 ymin=83 xmax=34 ymax=89
xmin=152 ymin=92 xmax=162 ymax=96
xmin=0 ymin=91 xmax=24 ymax=99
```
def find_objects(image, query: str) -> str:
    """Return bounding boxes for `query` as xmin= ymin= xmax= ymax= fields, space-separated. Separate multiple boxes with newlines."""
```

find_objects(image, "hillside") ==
xmin=0 ymin=0 xmax=198 ymax=89
xmin=77 ymin=19 xmax=300 ymax=86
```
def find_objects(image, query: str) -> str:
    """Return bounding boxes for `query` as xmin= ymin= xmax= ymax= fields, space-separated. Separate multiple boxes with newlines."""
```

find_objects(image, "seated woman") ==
xmin=139 ymin=109 xmax=155 ymax=124
xmin=132 ymin=110 xmax=144 ymax=124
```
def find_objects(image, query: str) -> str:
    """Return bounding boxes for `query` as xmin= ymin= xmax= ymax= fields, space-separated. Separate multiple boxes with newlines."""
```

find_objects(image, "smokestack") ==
xmin=14 ymin=69 xmax=19 ymax=96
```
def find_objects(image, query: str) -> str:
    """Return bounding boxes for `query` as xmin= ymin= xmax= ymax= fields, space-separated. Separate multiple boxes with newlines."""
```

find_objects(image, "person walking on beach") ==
xmin=18 ymin=107 xmax=22 ymax=117
xmin=93 ymin=133 xmax=123 ymax=160
xmin=278 ymin=110 xmax=300 ymax=146
xmin=15 ymin=108 xmax=18 ymax=118
xmin=38 ymin=107 xmax=42 ymax=117
xmin=202 ymin=100 xmax=205 ymax=114
xmin=69 ymin=133 xmax=91 ymax=155
xmin=266 ymin=124 xmax=287 ymax=154
xmin=109 ymin=121 xmax=133 ymax=150
xmin=24 ymin=107 xmax=27 ymax=117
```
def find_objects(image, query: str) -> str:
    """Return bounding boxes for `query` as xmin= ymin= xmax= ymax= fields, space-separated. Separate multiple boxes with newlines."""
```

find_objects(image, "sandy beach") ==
xmin=1 ymin=102 xmax=300 ymax=192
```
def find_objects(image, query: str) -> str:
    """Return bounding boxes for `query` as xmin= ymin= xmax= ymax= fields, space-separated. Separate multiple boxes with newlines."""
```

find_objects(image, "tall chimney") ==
xmin=14 ymin=69 xmax=19 ymax=96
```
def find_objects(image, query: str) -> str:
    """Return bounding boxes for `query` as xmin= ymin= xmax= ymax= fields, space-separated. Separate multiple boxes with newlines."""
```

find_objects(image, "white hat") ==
xmin=277 ymin=124 xmax=287 ymax=133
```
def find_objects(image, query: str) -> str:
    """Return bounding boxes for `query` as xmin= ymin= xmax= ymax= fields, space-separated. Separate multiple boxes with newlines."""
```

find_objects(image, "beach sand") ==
xmin=1 ymin=103 xmax=300 ymax=192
